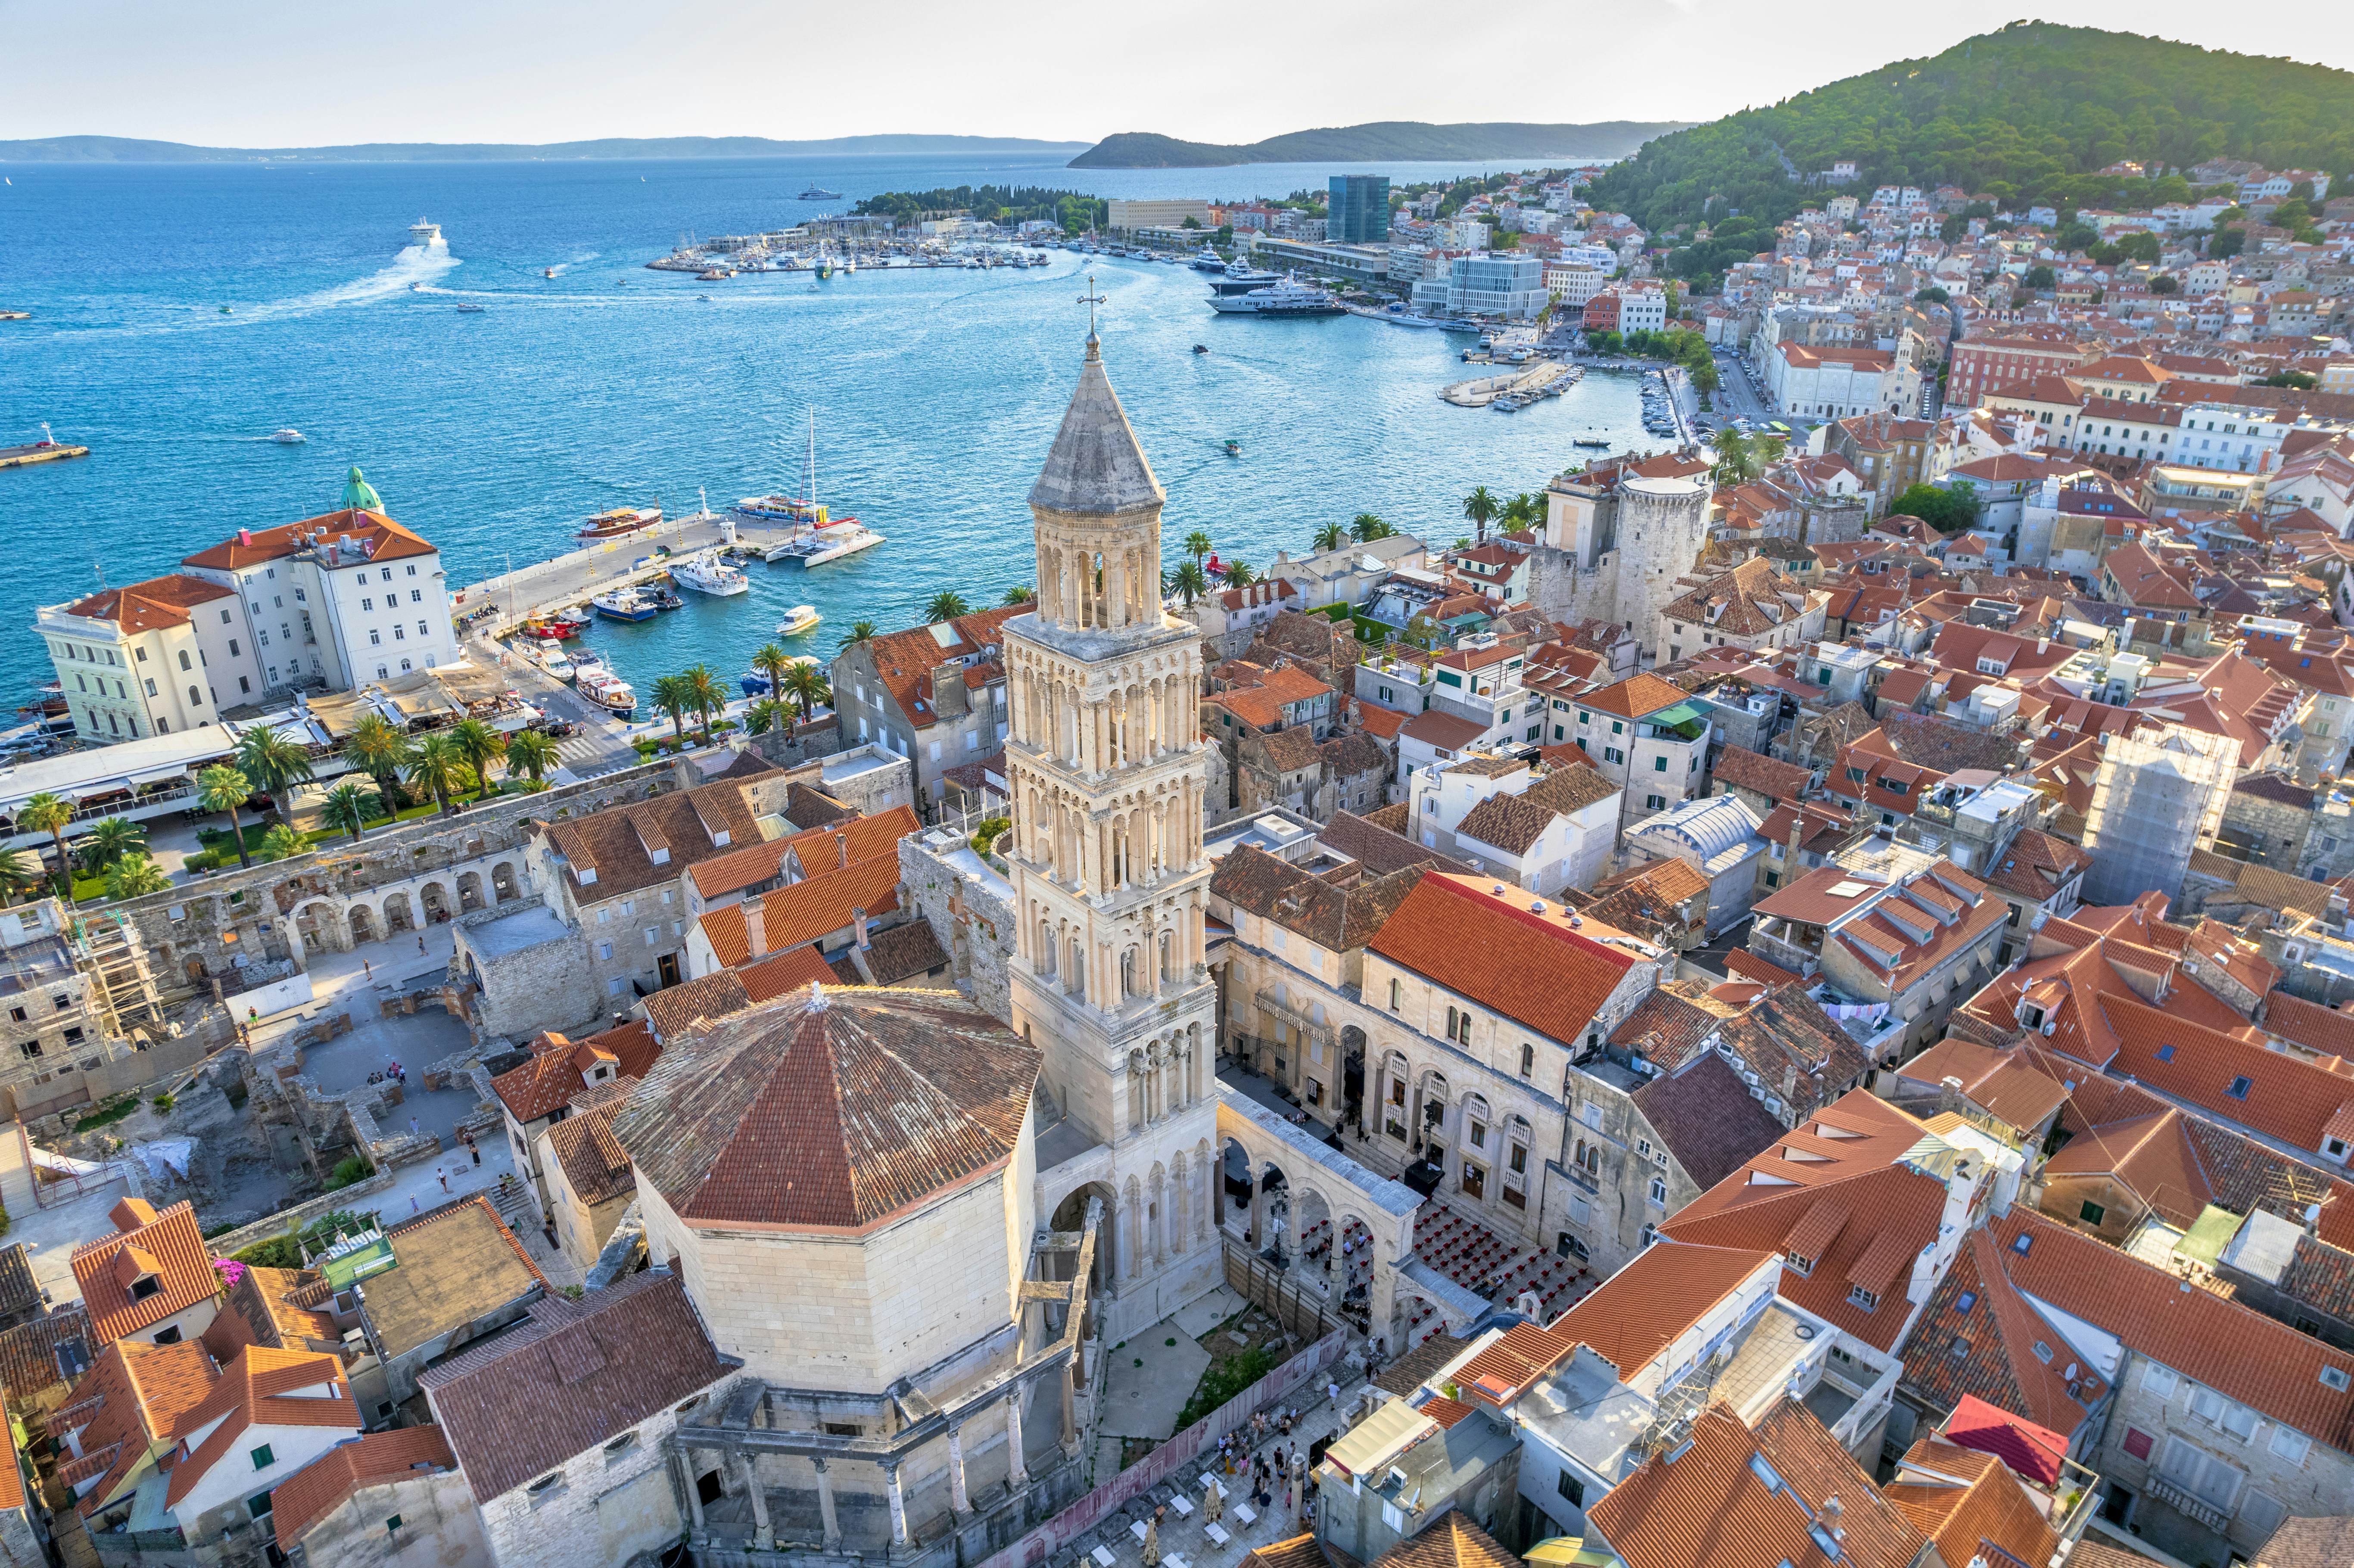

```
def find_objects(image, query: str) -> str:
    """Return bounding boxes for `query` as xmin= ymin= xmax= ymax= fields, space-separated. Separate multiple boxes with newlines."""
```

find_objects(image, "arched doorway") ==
xmin=1340 ymin=1026 xmax=1367 ymax=1132
xmin=1221 ymin=1138 xmax=1253 ymax=1232
xmin=420 ymin=882 xmax=450 ymax=923
xmin=347 ymin=905 xmax=377 ymax=947
xmin=383 ymin=892 xmax=416 ymax=933
xmin=1256 ymin=1162 xmax=1290 ymax=1263
xmin=456 ymin=871 xmax=485 ymax=912
xmin=491 ymin=861 xmax=519 ymax=902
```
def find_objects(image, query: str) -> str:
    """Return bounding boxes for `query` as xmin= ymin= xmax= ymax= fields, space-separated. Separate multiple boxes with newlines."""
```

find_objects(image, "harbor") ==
xmin=1440 ymin=360 xmax=1576 ymax=410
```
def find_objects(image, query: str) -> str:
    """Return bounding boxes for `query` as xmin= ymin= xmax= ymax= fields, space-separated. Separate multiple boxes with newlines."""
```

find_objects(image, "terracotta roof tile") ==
xmin=165 ymin=1345 xmax=358 ymax=1508
xmin=613 ymin=986 xmax=1039 ymax=1231
xmin=271 ymin=1425 xmax=459 ymax=1549
xmin=686 ymin=805 xmax=919 ymax=899
xmin=419 ymin=1272 xmax=734 ymax=1504
xmin=1884 ymin=1435 xmax=2061 ymax=1568
xmin=59 ymin=573 xmax=235 ymax=633
xmin=0 ymin=1304 xmax=92 ymax=1406
xmin=856 ymin=606 xmax=1024 ymax=732
xmin=53 ymin=1338 xmax=218 ymax=1514
xmin=1370 ymin=874 xmax=1645 ymax=1049
xmin=1548 ymin=1240 xmax=1771 ymax=1379
xmin=69 ymin=1199 xmax=220 ymax=1347
xmin=181 ymin=507 xmax=438 ymax=570
xmin=1632 ymin=1056 xmax=1788 ymax=1190
xmin=540 ymin=778 xmax=763 ymax=903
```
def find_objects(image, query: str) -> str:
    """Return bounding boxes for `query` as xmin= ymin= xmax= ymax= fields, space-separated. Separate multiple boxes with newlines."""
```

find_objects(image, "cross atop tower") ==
xmin=1075 ymin=274 xmax=1105 ymax=356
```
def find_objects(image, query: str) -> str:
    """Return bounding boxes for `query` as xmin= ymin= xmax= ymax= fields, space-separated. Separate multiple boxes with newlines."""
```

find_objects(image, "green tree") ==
xmin=341 ymin=714 xmax=411 ymax=804
xmin=925 ymin=591 xmax=971 ymax=623
xmin=837 ymin=619 xmax=878 ymax=650
xmin=1003 ymin=585 xmax=1035 ymax=605
xmin=750 ymin=643 xmax=796 ymax=704
xmin=1713 ymin=427 xmax=1759 ymax=484
xmin=1182 ymin=215 xmax=1202 ymax=230
xmin=18 ymin=793 xmax=73 ymax=896
xmin=1167 ymin=560 xmax=1211 ymax=607
xmin=0 ymin=847 xmax=44 ymax=906
xmin=505 ymin=730 xmax=559 ymax=786
xmin=651 ymin=673 xmax=692 ymax=740
xmin=258 ymin=822 xmax=302 ymax=861
xmin=1461 ymin=484 xmax=1499 ymax=544
xmin=321 ymin=782 xmax=380 ymax=842
xmin=1183 ymin=530 xmax=1214 ymax=563
xmin=1215 ymin=225 xmax=1234 ymax=247
xmin=1756 ymin=432 xmax=1788 ymax=468
xmin=196 ymin=766 xmax=255 ymax=867
xmin=78 ymin=817 xmax=145 ymax=874
xmin=1220 ymin=559 xmax=1255 ymax=588
xmin=2151 ymin=274 xmax=2180 ymax=294
xmin=402 ymin=734 xmax=465 ymax=817
xmin=2022 ymin=265 xmax=2057 ymax=290
xmin=1890 ymin=480 xmax=1981 ymax=534
xmin=1311 ymin=521 xmax=1346 ymax=551
xmin=2211 ymin=227 xmax=2246 ymax=259
xmin=448 ymin=718 xmax=508 ymax=793
xmin=234 ymin=727 xmax=316 ymax=812
xmin=678 ymin=664 xmax=726 ymax=739
xmin=744 ymin=697 xmax=788 ymax=736
xmin=779 ymin=662 xmax=832 ymax=725
xmin=1349 ymin=513 xmax=1393 ymax=543
xmin=105 ymin=852 xmax=170 ymax=901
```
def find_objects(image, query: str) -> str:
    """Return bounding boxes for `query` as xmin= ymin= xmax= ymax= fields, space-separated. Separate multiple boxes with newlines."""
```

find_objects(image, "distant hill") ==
xmin=0 ymin=133 xmax=1091 ymax=164
xmin=1588 ymin=23 xmax=2354 ymax=231
xmin=1068 ymin=121 xmax=1691 ymax=169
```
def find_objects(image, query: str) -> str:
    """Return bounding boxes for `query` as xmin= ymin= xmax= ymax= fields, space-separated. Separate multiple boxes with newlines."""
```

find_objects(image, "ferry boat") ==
xmin=800 ymin=185 xmax=842 ymax=201
xmin=409 ymin=218 xmax=444 ymax=248
xmin=1208 ymin=268 xmax=1344 ymax=317
xmin=576 ymin=504 xmax=662 ymax=541
xmin=673 ymin=552 xmax=750 ymax=596
xmin=776 ymin=605 xmax=821 ymax=637
xmin=591 ymin=586 xmax=658 ymax=622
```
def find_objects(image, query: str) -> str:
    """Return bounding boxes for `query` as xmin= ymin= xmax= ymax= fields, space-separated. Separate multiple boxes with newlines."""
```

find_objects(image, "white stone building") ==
xmin=34 ymin=574 xmax=265 ymax=743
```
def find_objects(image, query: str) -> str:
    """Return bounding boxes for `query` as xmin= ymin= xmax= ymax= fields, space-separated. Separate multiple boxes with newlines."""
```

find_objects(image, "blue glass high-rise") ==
xmin=1326 ymin=175 xmax=1392 ymax=245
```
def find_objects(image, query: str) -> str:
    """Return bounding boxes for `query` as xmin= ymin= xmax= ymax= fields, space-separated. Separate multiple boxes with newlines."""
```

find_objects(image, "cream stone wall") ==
xmin=286 ymin=1469 xmax=491 ymax=1568
xmin=640 ymin=1147 xmax=1031 ymax=1394
xmin=476 ymin=1378 xmax=728 ymax=1568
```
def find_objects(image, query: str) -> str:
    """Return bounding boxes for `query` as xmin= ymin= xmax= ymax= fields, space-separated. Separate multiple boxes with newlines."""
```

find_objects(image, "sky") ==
xmin=7 ymin=0 xmax=2354 ymax=149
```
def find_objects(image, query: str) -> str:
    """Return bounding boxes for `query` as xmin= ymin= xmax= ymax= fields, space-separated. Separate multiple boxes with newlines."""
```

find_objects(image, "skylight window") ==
xmin=2225 ymin=1075 xmax=2252 ymax=1101
xmin=1954 ymin=1291 xmax=1977 ymax=1315
xmin=2155 ymin=1045 xmax=2175 ymax=1063
xmin=1827 ymin=880 xmax=1871 ymax=897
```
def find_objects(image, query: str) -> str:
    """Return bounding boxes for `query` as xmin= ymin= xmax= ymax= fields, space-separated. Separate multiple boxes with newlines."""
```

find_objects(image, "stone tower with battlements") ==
xmin=1005 ymin=331 xmax=1222 ymax=1335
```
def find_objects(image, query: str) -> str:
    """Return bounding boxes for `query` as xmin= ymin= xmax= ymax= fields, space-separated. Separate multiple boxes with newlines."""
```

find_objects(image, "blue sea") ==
xmin=0 ymin=153 xmax=1656 ymax=705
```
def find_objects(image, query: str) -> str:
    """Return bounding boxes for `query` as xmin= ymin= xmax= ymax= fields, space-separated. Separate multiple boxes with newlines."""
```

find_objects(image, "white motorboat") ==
xmin=270 ymin=428 xmax=306 ymax=445
xmin=775 ymin=520 xmax=884 ymax=567
xmin=672 ymin=552 xmax=750 ymax=596
xmin=538 ymin=647 xmax=575 ymax=680
xmin=591 ymin=587 xmax=658 ymax=622
xmin=1208 ymin=268 xmax=1344 ymax=316
xmin=578 ymin=669 xmax=636 ymax=715
xmin=776 ymin=604 xmax=821 ymax=636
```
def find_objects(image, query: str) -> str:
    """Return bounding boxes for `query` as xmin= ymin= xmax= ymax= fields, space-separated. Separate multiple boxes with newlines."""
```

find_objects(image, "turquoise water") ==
xmin=0 ymin=154 xmax=1654 ymax=704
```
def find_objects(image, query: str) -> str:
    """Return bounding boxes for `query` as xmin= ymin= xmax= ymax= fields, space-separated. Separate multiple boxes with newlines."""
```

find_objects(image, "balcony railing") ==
xmin=2144 ymin=1473 xmax=2230 ymax=1534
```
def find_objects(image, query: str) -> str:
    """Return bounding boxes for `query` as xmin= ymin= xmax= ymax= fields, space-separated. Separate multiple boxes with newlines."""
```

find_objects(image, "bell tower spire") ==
xmin=1003 ymin=337 xmax=1220 ymax=1325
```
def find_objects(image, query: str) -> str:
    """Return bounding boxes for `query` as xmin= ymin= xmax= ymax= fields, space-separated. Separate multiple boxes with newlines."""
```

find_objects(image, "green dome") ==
xmin=342 ymin=466 xmax=383 ymax=513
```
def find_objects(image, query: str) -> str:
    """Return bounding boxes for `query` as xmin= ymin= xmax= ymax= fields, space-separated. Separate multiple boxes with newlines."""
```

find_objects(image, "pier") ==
xmin=452 ymin=511 xmax=799 ymax=635
xmin=1440 ymin=360 xmax=1571 ymax=409
xmin=0 ymin=440 xmax=88 ymax=470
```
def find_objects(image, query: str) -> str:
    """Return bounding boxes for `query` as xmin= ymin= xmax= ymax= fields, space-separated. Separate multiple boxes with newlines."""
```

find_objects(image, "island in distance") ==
xmin=1067 ymin=119 xmax=1694 ymax=168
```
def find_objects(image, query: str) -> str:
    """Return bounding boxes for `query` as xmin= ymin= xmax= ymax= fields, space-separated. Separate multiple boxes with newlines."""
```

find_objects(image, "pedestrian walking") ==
xmin=467 ymin=1133 xmax=482 ymax=1167
xmin=364 ymin=958 xmax=373 ymax=981
xmin=418 ymin=933 xmax=427 ymax=955
xmin=410 ymin=1117 xmax=420 ymax=1137
xmin=437 ymin=1167 xmax=449 ymax=1193
xmin=409 ymin=1193 xmax=420 ymax=1215
xmin=1326 ymin=1378 xmax=1339 ymax=1407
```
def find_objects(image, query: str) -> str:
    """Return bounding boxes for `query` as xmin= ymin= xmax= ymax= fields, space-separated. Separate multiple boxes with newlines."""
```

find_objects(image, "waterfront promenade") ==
xmin=452 ymin=510 xmax=797 ymax=631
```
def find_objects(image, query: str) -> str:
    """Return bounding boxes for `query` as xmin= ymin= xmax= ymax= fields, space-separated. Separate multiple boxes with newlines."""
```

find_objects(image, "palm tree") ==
xmin=1712 ymin=428 xmax=1757 ymax=484
xmin=342 ymin=714 xmax=411 ymax=806
xmin=17 ymin=793 xmax=73 ymax=895
xmin=837 ymin=619 xmax=878 ymax=650
xmin=258 ymin=822 xmax=301 ymax=861
xmin=448 ymin=717 xmax=508 ymax=794
xmin=925 ymin=591 xmax=971 ymax=624
xmin=1349 ymin=513 xmax=1393 ymax=543
xmin=750 ymin=642 xmax=795 ymax=703
xmin=744 ymin=697 xmax=788 ymax=736
xmin=196 ymin=766 xmax=255 ymax=867
xmin=1756 ymin=432 xmax=1789 ymax=468
xmin=0 ymin=847 xmax=42 ymax=906
xmin=1183 ymin=529 xmax=1214 ymax=564
xmin=404 ymin=734 xmax=466 ymax=816
xmin=1220 ymin=559 xmax=1255 ymax=588
xmin=651 ymin=674 xmax=692 ymax=741
xmin=79 ymin=817 xmax=144 ymax=874
xmin=505 ymin=730 xmax=559 ymax=787
xmin=779 ymin=663 xmax=832 ymax=725
xmin=678 ymin=664 xmax=725 ymax=740
xmin=234 ymin=727 xmax=316 ymax=813
xmin=1003 ymin=585 xmax=1035 ymax=605
xmin=1461 ymin=485 xmax=1499 ymax=544
xmin=105 ymin=852 xmax=170 ymax=901
xmin=321 ymin=782 xmax=380 ymax=842
xmin=1311 ymin=521 xmax=1346 ymax=552
xmin=1167 ymin=560 xmax=1212 ymax=607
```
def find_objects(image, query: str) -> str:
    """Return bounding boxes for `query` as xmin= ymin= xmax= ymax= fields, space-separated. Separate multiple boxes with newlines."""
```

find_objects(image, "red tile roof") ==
xmin=52 ymin=1338 xmax=219 ymax=1514
xmin=859 ymin=606 xmax=1024 ymax=731
xmin=166 ymin=1345 xmax=357 ymax=1507
xmin=271 ymin=1425 xmax=459 ymax=1548
xmin=418 ymin=1272 xmax=733 ymax=1504
xmin=1370 ymin=874 xmax=1645 ymax=1049
xmin=491 ymin=1031 xmax=627 ymax=1125
xmin=1547 ymin=1241 xmax=1772 ymax=1381
xmin=1578 ymin=673 xmax=1688 ymax=719
xmin=181 ymin=507 xmax=437 ymax=570
xmin=613 ymin=986 xmax=1040 ymax=1231
xmin=60 ymin=573 xmax=235 ymax=633
xmin=1884 ymin=1434 xmax=2062 ymax=1568
xmin=70 ymin=1198 xmax=221 ymax=1347
xmin=695 ymin=849 xmax=905 ymax=968
xmin=686 ymin=804 xmax=919 ymax=899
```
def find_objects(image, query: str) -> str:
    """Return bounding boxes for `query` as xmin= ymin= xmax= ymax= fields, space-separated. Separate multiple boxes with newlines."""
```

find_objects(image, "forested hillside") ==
xmin=1586 ymin=23 xmax=2354 ymax=230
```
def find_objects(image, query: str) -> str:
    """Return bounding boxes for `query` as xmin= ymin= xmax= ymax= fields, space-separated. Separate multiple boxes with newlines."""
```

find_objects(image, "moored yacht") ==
xmin=672 ymin=552 xmax=750 ymax=596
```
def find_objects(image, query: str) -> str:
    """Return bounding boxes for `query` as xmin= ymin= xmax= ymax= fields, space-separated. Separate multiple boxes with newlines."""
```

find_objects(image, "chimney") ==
xmin=1939 ymin=1075 xmax=1965 ymax=1115
xmin=853 ymin=906 xmax=871 ymax=950
xmin=237 ymin=528 xmax=253 ymax=548
xmin=745 ymin=898 xmax=770 ymax=959
xmin=835 ymin=831 xmax=850 ymax=871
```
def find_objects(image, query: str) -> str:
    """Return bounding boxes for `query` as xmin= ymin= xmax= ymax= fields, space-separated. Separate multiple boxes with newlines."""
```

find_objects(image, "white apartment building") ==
xmin=1429 ymin=253 xmax=1550 ymax=321
xmin=1544 ymin=264 xmax=1610 ymax=308
xmin=1616 ymin=285 xmax=1669 ymax=335
xmin=35 ymin=575 xmax=267 ymax=742
xmin=178 ymin=495 xmax=460 ymax=694
xmin=1764 ymin=339 xmax=1919 ymax=421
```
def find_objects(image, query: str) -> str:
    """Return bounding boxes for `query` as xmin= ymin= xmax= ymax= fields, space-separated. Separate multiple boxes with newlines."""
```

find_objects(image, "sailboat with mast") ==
xmin=734 ymin=411 xmax=886 ymax=566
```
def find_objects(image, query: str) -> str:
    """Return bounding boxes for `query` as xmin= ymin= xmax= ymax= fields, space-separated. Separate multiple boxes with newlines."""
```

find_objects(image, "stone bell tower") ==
xmin=1005 ymin=329 xmax=1220 ymax=1332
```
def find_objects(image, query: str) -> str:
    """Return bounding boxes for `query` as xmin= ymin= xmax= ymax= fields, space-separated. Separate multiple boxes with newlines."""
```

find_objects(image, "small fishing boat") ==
xmin=1193 ymin=344 xmax=1208 ymax=355
xmin=578 ymin=669 xmax=637 ymax=714
xmin=647 ymin=587 xmax=685 ymax=611
xmin=1223 ymin=439 xmax=1241 ymax=457
xmin=776 ymin=605 xmax=821 ymax=637
xmin=456 ymin=302 xmax=486 ymax=314
xmin=538 ymin=647 xmax=576 ymax=681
